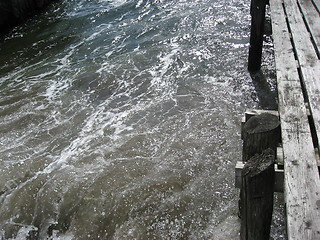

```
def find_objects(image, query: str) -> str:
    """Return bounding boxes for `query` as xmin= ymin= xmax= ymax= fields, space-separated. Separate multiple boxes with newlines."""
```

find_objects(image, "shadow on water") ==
xmin=250 ymin=70 xmax=278 ymax=110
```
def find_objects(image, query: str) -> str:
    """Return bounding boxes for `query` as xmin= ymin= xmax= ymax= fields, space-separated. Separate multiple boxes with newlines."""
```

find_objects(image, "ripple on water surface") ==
xmin=0 ymin=0 xmax=284 ymax=239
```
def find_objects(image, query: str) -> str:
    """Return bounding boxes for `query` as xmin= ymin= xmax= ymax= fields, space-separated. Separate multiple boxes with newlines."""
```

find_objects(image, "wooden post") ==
xmin=242 ymin=113 xmax=280 ymax=162
xmin=239 ymin=112 xmax=280 ymax=239
xmin=248 ymin=0 xmax=268 ymax=72
xmin=240 ymin=149 xmax=275 ymax=240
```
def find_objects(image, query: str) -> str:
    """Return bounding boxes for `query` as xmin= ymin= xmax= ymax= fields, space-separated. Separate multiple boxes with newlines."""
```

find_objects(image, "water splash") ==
xmin=0 ymin=0 xmax=284 ymax=239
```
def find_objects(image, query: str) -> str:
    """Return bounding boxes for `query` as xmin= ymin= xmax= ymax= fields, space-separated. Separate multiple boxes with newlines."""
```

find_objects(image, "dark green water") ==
xmin=0 ymin=0 xmax=284 ymax=239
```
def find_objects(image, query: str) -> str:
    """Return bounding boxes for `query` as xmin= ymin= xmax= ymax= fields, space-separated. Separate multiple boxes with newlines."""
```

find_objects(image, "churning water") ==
xmin=0 ymin=0 xmax=284 ymax=239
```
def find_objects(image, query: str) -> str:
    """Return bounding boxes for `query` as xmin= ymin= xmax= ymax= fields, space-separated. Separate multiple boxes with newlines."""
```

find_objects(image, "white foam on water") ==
xmin=99 ymin=0 xmax=130 ymax=8
xmin=4 ymin=225 xmax=38 ymax=240
xmin=0 ymin=0 xmax=285 ymax=238
xmin=149 ymin=42 xmax=181 ymax=95
xmin=39 ymin=101 xmax=136 ymax=175
xmin=42 ymin=41 xmax=83 ymax=103
xmin=136 ymin=0 xmax=144 ymax=8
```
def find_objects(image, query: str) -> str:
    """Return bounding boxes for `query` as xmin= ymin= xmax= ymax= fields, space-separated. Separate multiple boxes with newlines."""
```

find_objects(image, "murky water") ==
xmin=0 ymin=0 xmax=284 ymax=239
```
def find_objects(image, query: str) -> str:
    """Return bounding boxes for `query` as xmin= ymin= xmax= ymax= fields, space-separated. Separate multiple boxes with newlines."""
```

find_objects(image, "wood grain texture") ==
xmin=312 ymin=0 xmax=320 ymax=13
xmin=242 ymin=113 xmax=280 ymax=162
xmin=240 ymin=149 xmax=275 ymax=240
xmin=298 ymin=0 xmax=320 ymax=55
xmin=284 ymin=0 xmax=320 ymax=149
xmin=270 ymin=0 xmax=320 ymax=239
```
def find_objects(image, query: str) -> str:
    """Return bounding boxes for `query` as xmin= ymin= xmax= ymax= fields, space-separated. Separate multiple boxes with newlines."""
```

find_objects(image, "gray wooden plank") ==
xmin=312 ymin=0 xmax=320 ymax=13
xmin=298 ymin=0 xmax=320 ymax=56
xmin=283 ymin=0 xmax=318 ymax=64
xmin=300 ymin=62 xmax=320 ymax=149
xmin=270 ymin=0 xmax=320 ymax=239
xmin=270 ymin=0 xmax=299 ymax=82
xmin=284 ymin=0 xmax=320 ymax=150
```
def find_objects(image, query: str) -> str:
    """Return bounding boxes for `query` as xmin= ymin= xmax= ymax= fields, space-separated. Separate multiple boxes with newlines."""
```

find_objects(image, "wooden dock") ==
xmin=236 ymin=0 xmax=320 ymax=239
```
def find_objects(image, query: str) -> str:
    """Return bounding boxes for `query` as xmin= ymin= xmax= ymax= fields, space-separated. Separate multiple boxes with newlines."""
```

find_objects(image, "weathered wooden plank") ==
xmin=312 ymin=0 xmax=320 ymax=13
xmin=269 ymin=1 xmax=297 ymax=79
xmin=281 ymin=130 xmax=320 ymax=240
xmin=300 ymin=62 xmax=320 ymax=149
xmin=283 ymin=0 xmax=320 ymax=150
xmin=270 ymin=0 xmax=320 ymax=239
xmin=277 ymin=79 xmax=320 ymax=240
xmin=298 ymin=0 xmax=320 ymax=56
xmin=283 ymin=0 xmax=318 ymax=64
